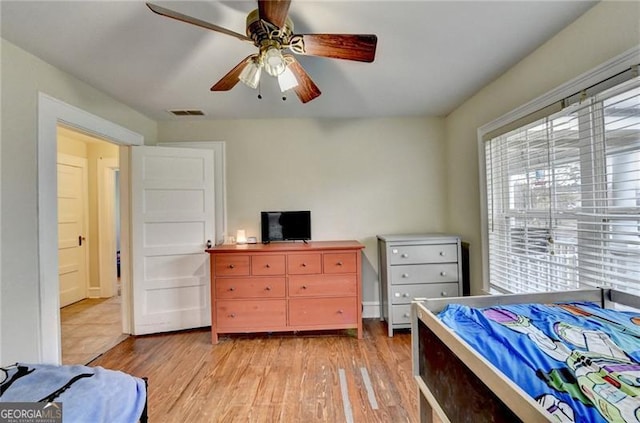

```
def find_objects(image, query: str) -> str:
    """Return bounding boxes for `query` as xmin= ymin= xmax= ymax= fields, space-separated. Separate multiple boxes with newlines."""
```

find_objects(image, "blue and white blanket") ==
xmin=0 ymin=363 xmax=146 ymax=423
xmin=440 ymin=302 xmax=640 ymax=423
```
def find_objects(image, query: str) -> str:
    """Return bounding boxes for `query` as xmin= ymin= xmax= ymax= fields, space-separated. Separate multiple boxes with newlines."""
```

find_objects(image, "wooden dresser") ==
xmin=377 ymin=234 xmax=462 ymax=337
xmin=206 ymin=241 xmax=365 ymax=344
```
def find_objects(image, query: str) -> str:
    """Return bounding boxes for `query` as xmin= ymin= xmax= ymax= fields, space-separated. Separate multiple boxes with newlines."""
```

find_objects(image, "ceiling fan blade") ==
xmin=291 ymin=34 xmax=377 ymax=62
xmin=210 ymin=55 xmax=255 ymax=91
xmin=258 ymin=0 xmax=291 ymax=29
xmin=285 ymin=57 xmax=321 ymax=104
xmin=146 ymin=3 xmax=252 ymax=43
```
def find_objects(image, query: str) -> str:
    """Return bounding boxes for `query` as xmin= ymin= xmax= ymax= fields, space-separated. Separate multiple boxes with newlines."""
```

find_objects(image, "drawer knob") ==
xmin=401 ymin=253 xmax=409 ymax=258
xmin=229 ymin=264 xmax=235 ymax=269
xmin=302 ymin=263 xmax=307 ymax=267
xmin=394 ymin=292 xmax=400 ymax=297
xmin=265 ymin=286 xmax=271 ymax=291
xmin=439 ymin=251 xmax=446 ymax=256
xmin=392 ymin=249 xmax=398 ymax=254
xmin=337 ymin=309 xmax=344 ymax=314
xmin=230 ymin=313 xmax=236 ymax=318
xmin=440 ymin=271 xmax=447 ymax=277
xmin=337 ymin=261 xmax=343 ymax=266
xmin=402 ymin=273 xmax=409 ymax=278
xmin=403 ymin=313 xmax=410 ymax=318
xmin=441 ymin=291 xmax=447 ymax=297
xmin=403 ymin=293 xmax=409 ymax=298
xmin=301 ymin=285 xmax=307 ymax=290
xmin=266 ymin=264 xmax=271 ymax=268
xmin=229 ymin=287 xmax=235 ymax=292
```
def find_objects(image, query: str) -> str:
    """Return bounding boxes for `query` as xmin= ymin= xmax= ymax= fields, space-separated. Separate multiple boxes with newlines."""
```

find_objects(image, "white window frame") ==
xmin=478 ymin=46 xmax=640 ymax=294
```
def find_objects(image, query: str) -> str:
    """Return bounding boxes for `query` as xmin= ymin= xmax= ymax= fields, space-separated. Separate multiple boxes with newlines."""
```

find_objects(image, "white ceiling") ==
xmin=1 ymin=1 xmax=597 ymax=121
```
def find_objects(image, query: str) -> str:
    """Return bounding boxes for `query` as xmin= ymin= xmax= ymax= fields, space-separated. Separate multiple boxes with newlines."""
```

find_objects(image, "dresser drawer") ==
xmin=216 ymin=299 xmax=286 ymax=329
xmin=251 ymin=254 xmax=285 ymax=276
xmin=215 ymin=255 xmax=250 ymax=276
xmin=289 ymin=275 xmax=357 ymax=297
xmin=388 ymin=244 xmax=457 ymax=265
xmin=215 ymin=277 xmax=285 ymax=299
xmin=390 ymin=282 xmax=459 ymax=304
xmin=289 ymin=298 xmax=357 ymax=326
xmin=391 ymin=304 xmax=412 ymax=325
xmin=390 ymin=263 xmax=458 ymax=284
xmin=287 ymin=253 xmax=322 ymax=274
xmin=323 ymin=252 xmax=357 ymax=274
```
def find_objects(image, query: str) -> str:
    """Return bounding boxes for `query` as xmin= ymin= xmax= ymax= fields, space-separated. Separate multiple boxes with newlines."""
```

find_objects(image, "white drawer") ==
xmin=388 ymin=244 xmax=457 ymax=265
xmin=390 ymin=263 xmax=458 ymax=285
xmin=390 ymin=282 xmax=459 ymax=304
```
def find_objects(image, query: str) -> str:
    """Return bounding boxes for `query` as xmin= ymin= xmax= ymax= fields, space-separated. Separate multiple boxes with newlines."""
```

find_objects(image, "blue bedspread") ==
xmin=0 ymin=363 xmax=146 ymax=423
xmin=439 ymin=302 xmax=640 ymax=422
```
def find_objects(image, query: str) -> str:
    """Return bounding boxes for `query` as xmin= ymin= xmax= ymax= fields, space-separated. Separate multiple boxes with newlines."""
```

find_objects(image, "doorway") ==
xmin=37 ymin=92 xmax=143 ymax=364
xmin=57 ymin=124 xmax=126 ymax=364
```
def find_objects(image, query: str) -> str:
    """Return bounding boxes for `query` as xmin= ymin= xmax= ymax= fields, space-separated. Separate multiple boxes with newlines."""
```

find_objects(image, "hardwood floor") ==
xmin=90 ymin=320 xmax=417 ymax=422
xmin=61 ymin=296 xmax=127 ymax=365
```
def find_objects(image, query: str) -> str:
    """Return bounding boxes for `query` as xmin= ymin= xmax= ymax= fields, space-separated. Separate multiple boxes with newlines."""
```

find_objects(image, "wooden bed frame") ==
xmin=411 ymin=288 xmax=640 ymax=423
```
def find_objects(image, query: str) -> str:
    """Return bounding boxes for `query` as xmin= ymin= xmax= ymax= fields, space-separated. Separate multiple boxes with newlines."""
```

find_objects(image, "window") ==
xmin=483 ymin=74 xmax=640 ymax=295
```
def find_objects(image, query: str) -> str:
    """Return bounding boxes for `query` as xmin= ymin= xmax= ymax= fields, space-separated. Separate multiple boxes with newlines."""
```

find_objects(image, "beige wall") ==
xmin=158 ymin=117 xmax=448 ymax=303
xmin=1 ymin=38 xmax=156 ymax=363
xmin=57 ymin=130 xmax=88 ymax=157
xmin=444 ymin=1 xmax=640 ymax=294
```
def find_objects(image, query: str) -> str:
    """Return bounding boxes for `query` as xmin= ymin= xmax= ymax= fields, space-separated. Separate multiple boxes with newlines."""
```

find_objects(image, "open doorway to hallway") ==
xmin=57 ymin=125 xmax=126 ymax=364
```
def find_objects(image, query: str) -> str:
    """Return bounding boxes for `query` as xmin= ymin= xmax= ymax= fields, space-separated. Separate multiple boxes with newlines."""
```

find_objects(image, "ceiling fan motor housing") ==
xmin=246 ymin=9 xmax=294 ymax=51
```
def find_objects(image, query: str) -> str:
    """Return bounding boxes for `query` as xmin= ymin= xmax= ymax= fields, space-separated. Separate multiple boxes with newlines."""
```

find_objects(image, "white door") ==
xmin=131 ymin=146 xmax=215 ymax=335
xmin=57 ymin=154 xmax=88 ymax=307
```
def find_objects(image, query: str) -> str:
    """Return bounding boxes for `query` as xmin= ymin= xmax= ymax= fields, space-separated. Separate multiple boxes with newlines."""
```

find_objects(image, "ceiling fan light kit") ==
xmin=278 ymin=66 xmax=298 ymax=92
xmin=146 ymin=1 xmax=377 ymax=104
xmin=238 ymin=58 xmax=262 ymax=89
xmin=262 ymin=46 xmax=287 ymax=77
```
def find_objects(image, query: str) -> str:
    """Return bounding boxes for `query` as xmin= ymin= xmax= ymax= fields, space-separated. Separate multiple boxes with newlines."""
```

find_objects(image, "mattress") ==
xmin=439 ymin=301 xmax=640 ymax=422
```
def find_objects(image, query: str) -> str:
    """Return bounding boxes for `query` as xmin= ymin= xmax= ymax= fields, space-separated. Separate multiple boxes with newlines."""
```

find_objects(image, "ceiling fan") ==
xmin=146 ymin=1 xmax=377 ymax=103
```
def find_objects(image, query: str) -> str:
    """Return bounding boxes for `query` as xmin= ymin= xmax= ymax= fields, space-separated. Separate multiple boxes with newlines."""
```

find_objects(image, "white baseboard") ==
xmin=88 ymin=288 xmax=102 ymax=298
xmin=362 ymin=301 xmax=380 ymax=319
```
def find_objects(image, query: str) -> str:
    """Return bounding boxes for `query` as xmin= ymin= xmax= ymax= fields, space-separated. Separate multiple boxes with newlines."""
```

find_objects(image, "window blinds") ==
xmin=485 ymin=75 xmax=640 ymax=295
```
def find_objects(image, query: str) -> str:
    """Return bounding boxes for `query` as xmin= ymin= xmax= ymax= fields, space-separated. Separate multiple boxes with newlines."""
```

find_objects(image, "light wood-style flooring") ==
xmin=90 ymin=320 xmax=417 ymax=422
xmin=61 ymin=296 xmax=127 ymax=365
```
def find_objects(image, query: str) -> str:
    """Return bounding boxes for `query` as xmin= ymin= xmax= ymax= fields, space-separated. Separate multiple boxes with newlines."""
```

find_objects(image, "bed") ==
xmin=0 ymin=362 xmax=148 ymax=423
xmin=411 ymin=288 xmax=640 ymax=422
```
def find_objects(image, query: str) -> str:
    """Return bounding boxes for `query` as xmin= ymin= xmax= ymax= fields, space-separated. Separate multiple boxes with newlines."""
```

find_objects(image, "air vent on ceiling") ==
xmin=168 ymin=109 xmax=206 ymax=116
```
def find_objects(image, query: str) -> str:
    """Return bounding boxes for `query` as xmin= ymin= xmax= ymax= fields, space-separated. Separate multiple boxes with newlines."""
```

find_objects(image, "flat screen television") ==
xmin=261 ymin=211 xmax=311 ymax=243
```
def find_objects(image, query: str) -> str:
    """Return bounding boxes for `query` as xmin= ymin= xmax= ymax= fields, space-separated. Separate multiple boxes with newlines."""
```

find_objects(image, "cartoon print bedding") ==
xmin=439 ymin=302 xmax=640 ymax=422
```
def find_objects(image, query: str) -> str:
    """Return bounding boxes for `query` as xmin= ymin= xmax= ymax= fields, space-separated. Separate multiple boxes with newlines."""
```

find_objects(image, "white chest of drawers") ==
xmin=377 ymin=234 xmax=462 ymax=337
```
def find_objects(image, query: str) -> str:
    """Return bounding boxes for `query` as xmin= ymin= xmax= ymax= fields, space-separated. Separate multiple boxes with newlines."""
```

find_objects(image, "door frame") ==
xmin=38 ymin=92 xmax=143 ymax=364
xmin=97 ymin=157 xmax=120 ymax=299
